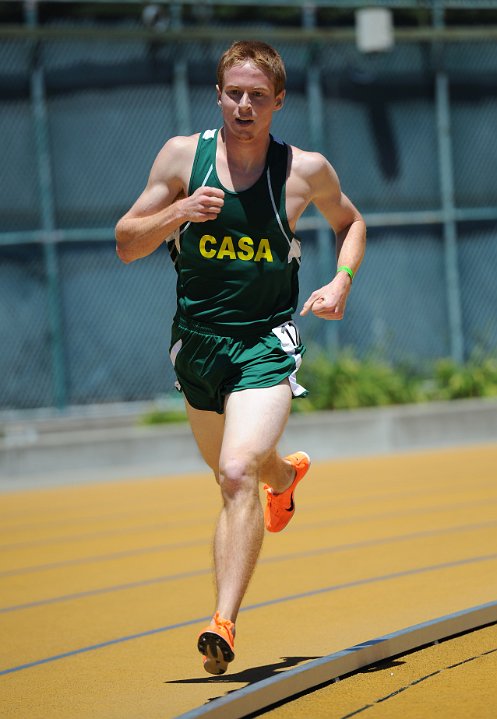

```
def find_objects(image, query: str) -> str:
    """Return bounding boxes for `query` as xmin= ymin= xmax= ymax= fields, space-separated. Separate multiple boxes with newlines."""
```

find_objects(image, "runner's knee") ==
xmin=218 ymin=454 xmax=258 ymax=500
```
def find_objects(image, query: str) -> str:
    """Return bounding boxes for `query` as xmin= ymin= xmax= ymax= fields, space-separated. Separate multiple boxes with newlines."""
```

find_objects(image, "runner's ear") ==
xmin=274 ymin=91 xmax=285 ymax=110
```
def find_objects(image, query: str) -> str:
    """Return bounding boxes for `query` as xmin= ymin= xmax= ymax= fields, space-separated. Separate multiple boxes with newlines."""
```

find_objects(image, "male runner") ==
xmin=115 ymin=40 xmax=366 ymax=675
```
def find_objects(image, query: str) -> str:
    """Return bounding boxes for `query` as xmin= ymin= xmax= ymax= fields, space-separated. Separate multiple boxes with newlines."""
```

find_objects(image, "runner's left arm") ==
xmin=300 ymin=156 xmax=366 ymax=321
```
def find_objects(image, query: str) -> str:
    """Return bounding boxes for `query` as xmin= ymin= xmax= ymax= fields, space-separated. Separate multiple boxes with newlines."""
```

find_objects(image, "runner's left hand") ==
xmin=300 ymin=273 xmax=351 ymax=320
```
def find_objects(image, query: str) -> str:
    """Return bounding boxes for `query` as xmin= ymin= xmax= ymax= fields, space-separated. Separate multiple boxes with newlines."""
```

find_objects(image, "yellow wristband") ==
xmin=336 ymin=265 xmax=355 ymax=282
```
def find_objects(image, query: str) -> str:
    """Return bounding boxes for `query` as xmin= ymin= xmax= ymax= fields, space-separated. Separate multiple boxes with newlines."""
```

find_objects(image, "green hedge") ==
xmin=431 ymin=356 xmax=497 ymax=401
xmin=294 ymin=351 xmax=497 ymax=412
xmin=139 ymin=353 xmax=497 ymax=423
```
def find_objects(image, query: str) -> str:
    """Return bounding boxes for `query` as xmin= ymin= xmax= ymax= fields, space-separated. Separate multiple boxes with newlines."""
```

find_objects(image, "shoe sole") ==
xmin=198 ymin=630 xmax=235 ymax=675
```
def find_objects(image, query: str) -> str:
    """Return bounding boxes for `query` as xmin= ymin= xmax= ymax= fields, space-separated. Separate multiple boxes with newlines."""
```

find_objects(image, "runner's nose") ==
xmin=239 ymin=92 xmax=251 ymax=109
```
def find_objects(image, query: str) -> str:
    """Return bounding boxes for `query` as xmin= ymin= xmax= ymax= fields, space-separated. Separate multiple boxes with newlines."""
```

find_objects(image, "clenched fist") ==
xmin=181 ymin=186 xmax=225 ymax=223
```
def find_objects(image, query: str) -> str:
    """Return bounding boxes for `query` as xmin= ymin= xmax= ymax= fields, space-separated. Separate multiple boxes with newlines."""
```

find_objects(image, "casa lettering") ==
xmin=199 ymin=235 xmax=274 ymax=262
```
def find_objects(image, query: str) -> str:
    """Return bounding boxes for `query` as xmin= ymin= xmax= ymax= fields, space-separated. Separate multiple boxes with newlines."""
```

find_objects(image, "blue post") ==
xmin=304 ymin=6 xmax=339 ymax=355
xmin=433 ymin=1 xmax=464 ymax=363
xmin=28 ymin=3 xmax=67 ymax=409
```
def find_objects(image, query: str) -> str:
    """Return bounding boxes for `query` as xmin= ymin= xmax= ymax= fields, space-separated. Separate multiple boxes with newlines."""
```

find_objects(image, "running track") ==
xmin=1 ymin=444 xmax=497 ymax=717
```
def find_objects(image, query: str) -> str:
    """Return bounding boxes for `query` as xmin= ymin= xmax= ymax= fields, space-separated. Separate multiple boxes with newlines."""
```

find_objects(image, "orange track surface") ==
xmin=1 ymin=444 xmax=497 ymax=718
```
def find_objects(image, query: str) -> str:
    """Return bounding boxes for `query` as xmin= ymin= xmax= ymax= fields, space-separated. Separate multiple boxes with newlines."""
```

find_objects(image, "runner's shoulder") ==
xmin=288 ymin=145 xmax=335 ymax=181
xmin=152 ymin=133 xmax=201 ymax=181
xmin=160 ymin=133 xmax=201 ymax=162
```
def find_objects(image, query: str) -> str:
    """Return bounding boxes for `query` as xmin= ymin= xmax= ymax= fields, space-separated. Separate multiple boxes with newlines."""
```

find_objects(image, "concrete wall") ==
xmin=1 ymin=398 xmax=496 ymax=490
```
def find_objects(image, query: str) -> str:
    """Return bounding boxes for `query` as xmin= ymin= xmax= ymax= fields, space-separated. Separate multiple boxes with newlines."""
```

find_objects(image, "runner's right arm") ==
xmin=115 ymin=135 xmax=224 ymax=263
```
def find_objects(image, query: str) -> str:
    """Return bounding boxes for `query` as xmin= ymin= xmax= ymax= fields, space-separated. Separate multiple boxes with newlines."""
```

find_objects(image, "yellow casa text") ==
xmin=199 ymin=235 xmax=274 ymax=262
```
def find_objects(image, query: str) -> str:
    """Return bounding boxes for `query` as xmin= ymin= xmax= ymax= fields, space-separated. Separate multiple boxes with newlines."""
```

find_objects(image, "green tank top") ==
xmin=169 ymin=128 xmax=302 ymax=329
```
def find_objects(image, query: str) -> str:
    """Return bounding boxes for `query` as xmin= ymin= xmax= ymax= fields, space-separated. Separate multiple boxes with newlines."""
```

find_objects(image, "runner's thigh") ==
xmin=221 ymin=382 xmax=292 ymax=463
xmin=186 ymin=399 xmax=225 ymax=474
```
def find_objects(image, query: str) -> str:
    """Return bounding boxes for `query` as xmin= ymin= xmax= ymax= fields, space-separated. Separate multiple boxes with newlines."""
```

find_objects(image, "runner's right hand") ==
xmin=180 ymin=186 xmax=225 ymax=222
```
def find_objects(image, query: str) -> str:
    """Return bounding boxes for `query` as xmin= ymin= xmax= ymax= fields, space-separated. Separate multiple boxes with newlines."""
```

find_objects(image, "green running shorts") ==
xmin=169 ymin=314 xmax=308 ymax=414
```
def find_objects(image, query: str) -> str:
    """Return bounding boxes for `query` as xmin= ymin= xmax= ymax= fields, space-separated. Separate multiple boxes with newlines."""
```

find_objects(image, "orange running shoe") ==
xmin=264 ymin=451 xmax=311 ymax=533
xmin=197 ymin=612 xmax=235 ymax=675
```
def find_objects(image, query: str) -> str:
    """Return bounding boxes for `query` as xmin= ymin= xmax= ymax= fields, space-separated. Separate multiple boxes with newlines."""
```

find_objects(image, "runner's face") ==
xmin=217 ymin=61 xmax=284 ymax=140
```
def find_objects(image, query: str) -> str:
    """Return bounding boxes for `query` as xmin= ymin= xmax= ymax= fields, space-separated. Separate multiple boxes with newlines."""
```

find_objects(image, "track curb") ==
xmin=175 ymin=600 xmax=497 ymax=719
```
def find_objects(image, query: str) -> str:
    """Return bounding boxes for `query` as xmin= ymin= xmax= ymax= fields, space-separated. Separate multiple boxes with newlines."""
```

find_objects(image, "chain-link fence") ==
xmin=1 ymin=6 xmax=497 ymax=411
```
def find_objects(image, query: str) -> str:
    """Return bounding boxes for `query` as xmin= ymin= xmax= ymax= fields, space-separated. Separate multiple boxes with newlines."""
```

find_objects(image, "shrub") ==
xmin=139 ymin=409 xmax=187 ymax=425
xmin=431 ymin=357 xmax=497 ymax=400
xmin=297 ymin=351 xmax=423 ymax=411
xmin=139 ymin=353 xmax=497 ymax=421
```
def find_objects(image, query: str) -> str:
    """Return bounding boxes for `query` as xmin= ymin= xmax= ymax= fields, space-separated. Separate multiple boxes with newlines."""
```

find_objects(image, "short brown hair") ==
xmin=217 ymin=40 xmax=286 ymax=96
